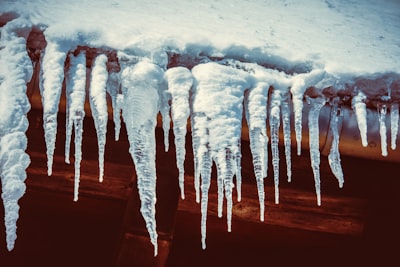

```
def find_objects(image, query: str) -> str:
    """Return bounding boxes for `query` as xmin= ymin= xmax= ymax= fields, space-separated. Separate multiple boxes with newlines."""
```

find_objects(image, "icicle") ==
xmin=281 ymin=92 xmax=292 ymax=182
xmin=39 ymin=41 xmax=68 ymax=175
xmin=200 ymin=149 xmax=212 ymax=249
xmin=328 ymin=102 xmax=344 ymax=188
xmin=0 ymin=20 xmax=33 ymax=251
xmin=65 ymin=51 xmax=87 ymax=201
xmin=378 ymin=104 xmax=388 ymax=157
xmin=158 ymin=84 xmax=171 ymax=152
xmin=269 ymin=89 xmax=282 ymax=204
xmin=390 ymin=103 xmax=399 ymax=150
xmin=244 ymin=82 xmax=268 ymax=221
xmin=120 ymin=59 xmax=164 ymax=256
xmin=89 ymin=54 xmax=109 ymax=183
xmin=165 ymin=67 xmax=193 ymax=199
xmin=351 ymin=91 xmax=368 ymax=147
xmin=307 ymin=96 xmax=326 ymax=206
xmin=106 ymin=71 xmax=123 ymax=141
xmin=290 ymin=69 xmax=326 ymax=155
xmin=192 ymin=62 xmax=251 ymax=247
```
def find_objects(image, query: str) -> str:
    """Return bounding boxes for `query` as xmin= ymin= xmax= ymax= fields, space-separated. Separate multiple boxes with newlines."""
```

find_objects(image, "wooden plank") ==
xmin=26 ymin=151 xmax=134 ymax=200
xmin=178 ymin=177 xmax=367 ymax=235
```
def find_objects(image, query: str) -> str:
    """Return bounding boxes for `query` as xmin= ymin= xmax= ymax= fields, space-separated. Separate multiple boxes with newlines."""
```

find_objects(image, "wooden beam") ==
xmin=178 ymin=177 xmax=366 ymax=235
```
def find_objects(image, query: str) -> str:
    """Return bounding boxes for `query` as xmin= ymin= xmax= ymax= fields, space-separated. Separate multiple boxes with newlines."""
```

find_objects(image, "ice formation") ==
xmin=351 ymin=91 xmax=368 ymax=147
xmin=391 ymin=103 xmax=399 ymax=150
xmin=191 ymin=62 xmax=251 ymax=249
xmin=328 ymin=102 xmax=344 ymax=188
xmin=307 ymin=96 xmax=326 ymax=206
xmin=165 ymin=67 xmax=193 ymax=199
xmin=0 ymin=19 xmax=33 ymax=251
xmin=89 ymin=54 xmax=109 ymax=183
xmin=120 ymin=59 xmax=164 ymax=256
xmin=65 ymin=51 xmax=87 ymax=201
xmin=0 ymin=11 xmax=399 ymax=255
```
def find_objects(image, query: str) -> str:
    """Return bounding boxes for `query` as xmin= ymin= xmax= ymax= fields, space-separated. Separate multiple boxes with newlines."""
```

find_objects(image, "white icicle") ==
xmin=351 ymin=91 xmax=368 ymax=147
xmin=89 ymin=54 xmax=109 ymax=183
xmin=307 ymin=96 xmax=326 ymax=206
xmin=40 ymin=41 xmax=68 ymax=175
xmin=0 ymin=20 xmax=33 ymax=251
xmin=290 ymin=69 xmax=326 ymax=155
xmin=120 ymin=59 xmax=164 ymax=256
xmin=281 ymin=92 xmax=292 ymax=182
xmin=165 ymin=67 xmax=193 ymax=199
xmin=244 ymin=82 xmax=269 ymax=221
xmin=106 ymin=71 xmax=123 ymax=141
xmin=65 ymin=51 xmax=87 ymax=202
xmin=390 ymin=103 xmax=399 ymax=150
xmin=378 ymin=104 xmax=388 ymax=157
xmin=192 ymin=62 xmax=251 ymax=247
xmin=269 ymin=89 xmax=282 ymax=204
xmin=328 ymin=103 xmax=344 ymax=188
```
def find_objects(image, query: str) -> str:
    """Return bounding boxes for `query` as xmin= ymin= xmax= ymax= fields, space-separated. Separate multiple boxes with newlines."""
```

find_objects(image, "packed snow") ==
xmin=1 ymin=0 xmax=399 ymax=255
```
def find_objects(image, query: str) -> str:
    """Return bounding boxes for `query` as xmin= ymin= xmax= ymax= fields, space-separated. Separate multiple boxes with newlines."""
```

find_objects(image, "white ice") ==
xmin=281 ymin=92 xmax=292 ymax=182
xmin=191 ymin=62 xmax=251 ymax=248
xmin=244 ymin=81 xmax=269 ymax=221
xmin=328 ymin=103 xmax=344 ymax=188
xmin=89 ymin=54 xmax=109 ymax=182
xmin=120 ymin=58 xmax=164 ymax=256
xmin=39 ymin=41 xmax=69 ymax=175
xmin=290 ymin=69 xmax=326 ymax=155
xmin=165 ymin=67 xmax=193 ymax=199
xmin=351 ymin=91 xmax=368 ymax=147
xmin=307 ymin=96 xmax=326 ymax=206
xmin=65 ymin=51 xmax=87 ymax=202
xmin=0 ymin=19 xmax=33 ymax=251
xmin=269 ymin=89 xmax=282 ymax=204
xmin=390 ymin=103 xmax=398 ymax=150
xmin=378 ymin=105 xmax=388 ymax=157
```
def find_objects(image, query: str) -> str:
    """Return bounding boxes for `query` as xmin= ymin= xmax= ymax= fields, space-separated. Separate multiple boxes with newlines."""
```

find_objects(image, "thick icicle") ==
xmin=390 ymin=103 xmax=399 ymax=150
xmin=65 ymin=51 xmax=87 ymax=201
xmin=0 ymin=20 xmax=33 ymax=251
xmin=328 ymin=103 xmax=344 ymax=188
xmin=165 ymin=67 xmax=193 ymax=199
xmin=378 ymin=104 xmax=388 ymax=157
xmin=192 ymin=62 xmax=251 ymax=247
xmin=120 ymin=58 xmax=164 ymax=256
xmin=290 ymin=69 xmax=326 ymax=155
xmin=281 ymin=92 xmax=292 ymax=182
xmin=244 ymin=82 xmax=269 ymax=221
xmin=89 ymin=54 xmax=109 ymax=182
xmin=351 ymin=91 xmax=368 ymax=147
xmin=39 ymin=41 xmax=69 ymax=175
xmin=269 ymin=89 xmax=282 ymax=204
xmin=307 ymin=96 xmax=326 ymax=206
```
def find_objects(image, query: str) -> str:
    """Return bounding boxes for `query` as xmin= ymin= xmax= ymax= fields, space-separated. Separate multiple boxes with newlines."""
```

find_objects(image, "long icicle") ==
xmin=307 ymin=96 xmax=326 ymax=206
xmin=39 ymin=41 xmax=68 ymax=176
xmin=378 ymin=104 xmax=388 ymax=157
xmin=0 ymin=20 xmax=33 ymax=251
xmin=281 ymin=92 xmax=292 ymax=182
xmin=269 ymin=89 xmax=282 ymax=204
xmin=89 ymin=54 xmax=109 ymax=182
xmin=328 ymin=101 xmax=344 ymax=188
xmin=244 ymin=82 xmax=269 ymax=221
xmin=165 ymin=67 xmax=193 ymax=199
xmin=120 ymin=59 xmax=164 ymax=256
xmin=65 ymin=51 xmax=87 ymax=202
xmin=390 ymin=103 xmax=399 ymax=150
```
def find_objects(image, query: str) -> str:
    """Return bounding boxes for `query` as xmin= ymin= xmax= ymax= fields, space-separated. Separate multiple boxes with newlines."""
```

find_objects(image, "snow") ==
xmin=1 ymin=0 xmax=400 ymax=255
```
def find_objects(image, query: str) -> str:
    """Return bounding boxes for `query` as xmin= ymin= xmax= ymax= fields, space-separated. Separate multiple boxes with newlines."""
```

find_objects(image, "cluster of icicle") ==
xmin=1 ymin=33 xmax=400 ymax=255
